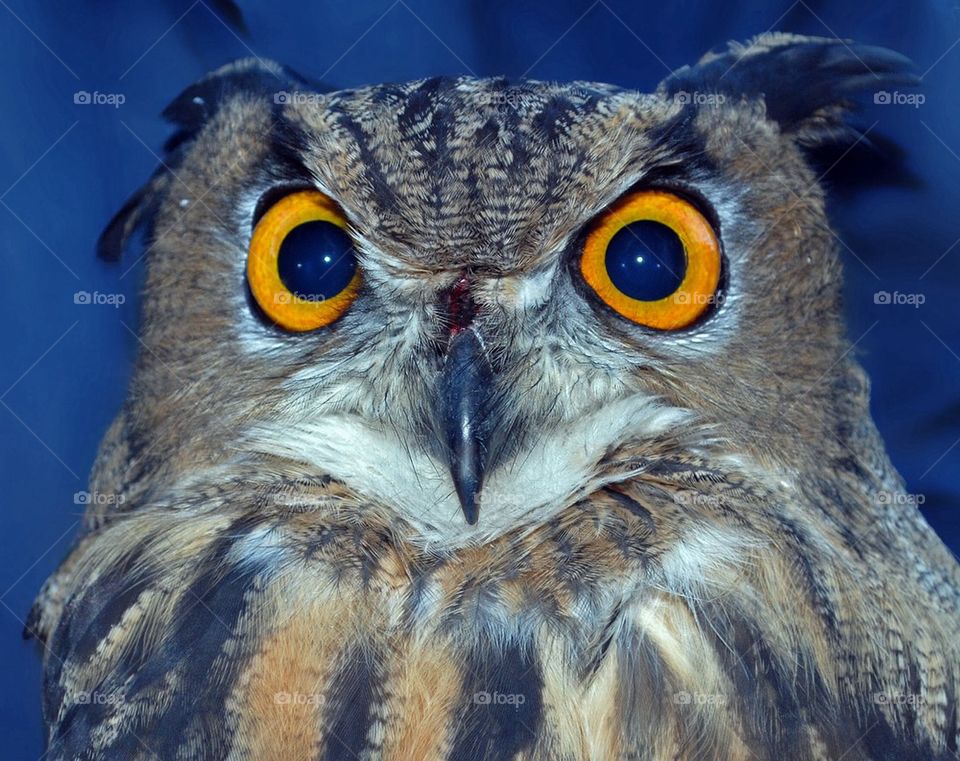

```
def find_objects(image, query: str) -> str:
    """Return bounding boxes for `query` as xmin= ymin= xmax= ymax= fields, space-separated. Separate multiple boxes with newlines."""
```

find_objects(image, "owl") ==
xmin=28 ymin=33 xmax=960 ymax=761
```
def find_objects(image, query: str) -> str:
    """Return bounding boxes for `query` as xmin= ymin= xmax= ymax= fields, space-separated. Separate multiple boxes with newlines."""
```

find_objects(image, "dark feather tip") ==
xmin=659 ymin=34 xmax=919 ymax=144
xmin=97 ymin=186 xmax=147 ymax=262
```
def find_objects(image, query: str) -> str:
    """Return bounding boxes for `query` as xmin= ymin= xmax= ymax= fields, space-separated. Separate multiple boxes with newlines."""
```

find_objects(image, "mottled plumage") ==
xmin=30 ymin=34 xmax=960 ymax=760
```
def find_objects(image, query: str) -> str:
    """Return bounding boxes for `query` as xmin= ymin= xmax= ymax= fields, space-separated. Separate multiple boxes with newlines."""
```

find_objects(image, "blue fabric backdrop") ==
xmin=1 ymin=1 xmax=958 ymax=755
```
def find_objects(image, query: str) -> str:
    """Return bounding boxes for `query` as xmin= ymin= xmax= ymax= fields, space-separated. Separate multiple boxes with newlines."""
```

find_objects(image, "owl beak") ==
xmin=435 ymin=326 xmax=492 ymax=525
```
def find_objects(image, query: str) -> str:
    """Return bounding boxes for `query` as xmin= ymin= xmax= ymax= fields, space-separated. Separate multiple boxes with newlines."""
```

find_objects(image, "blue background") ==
xmin=1 ymin=1 xmax=958 ymax=755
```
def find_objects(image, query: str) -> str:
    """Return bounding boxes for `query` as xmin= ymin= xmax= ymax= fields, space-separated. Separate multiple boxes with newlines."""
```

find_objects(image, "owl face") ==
xmin=40 ymin=39 xmax=960 ymax=761
xmin=108 ymin=41 xmax=906 ymax=545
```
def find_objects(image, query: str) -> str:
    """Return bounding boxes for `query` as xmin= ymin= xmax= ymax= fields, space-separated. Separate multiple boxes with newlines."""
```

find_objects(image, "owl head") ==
xmin=99 ymin=34 xmax=915 ymax=545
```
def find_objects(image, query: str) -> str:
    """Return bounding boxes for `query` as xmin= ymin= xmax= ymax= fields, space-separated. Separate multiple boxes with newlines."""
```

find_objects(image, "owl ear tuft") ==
xmin=160 ymin=58 xmax=309 ymax=144
xmin=98 ymin=58 xmax=314 ymax=262
xmin=658 ymin=33 xmax=919 ymax=147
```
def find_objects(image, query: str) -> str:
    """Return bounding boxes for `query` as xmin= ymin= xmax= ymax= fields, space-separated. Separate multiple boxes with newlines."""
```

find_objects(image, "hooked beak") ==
xmin=434 ymin=326 xmax=493 ymax=525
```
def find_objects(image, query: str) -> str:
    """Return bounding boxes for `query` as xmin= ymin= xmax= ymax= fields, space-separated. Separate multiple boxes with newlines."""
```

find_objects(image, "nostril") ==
xmin=446 ymin=273 xmax=476 ymax=336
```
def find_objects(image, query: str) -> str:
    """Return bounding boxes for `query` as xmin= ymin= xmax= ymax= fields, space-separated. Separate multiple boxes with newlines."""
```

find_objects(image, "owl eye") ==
xmin=247 ymin=190 xmax=361 ymax=331
xmin=580 ymin=189 xmax=722 ymax=330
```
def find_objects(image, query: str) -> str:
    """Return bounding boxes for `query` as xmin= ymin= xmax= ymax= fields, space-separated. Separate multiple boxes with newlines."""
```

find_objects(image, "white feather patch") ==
xmin=243 ymin=394 xmax=689 ymax=548
xmin=658 ymin=523 xmax=765 ymax=606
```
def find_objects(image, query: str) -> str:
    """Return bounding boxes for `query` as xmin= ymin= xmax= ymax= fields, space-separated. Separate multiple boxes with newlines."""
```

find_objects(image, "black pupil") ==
xmin=276 ymin=221 xmax=356 ymax=300
xmin=605 ymin=221 xmax=686 ymax=301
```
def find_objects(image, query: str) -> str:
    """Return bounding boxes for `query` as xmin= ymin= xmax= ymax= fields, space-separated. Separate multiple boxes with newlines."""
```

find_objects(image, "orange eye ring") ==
xmin=580 ymin=189 xmax=722 ymax=330
xmin=247 ymin=190 xmax=361 ymax=332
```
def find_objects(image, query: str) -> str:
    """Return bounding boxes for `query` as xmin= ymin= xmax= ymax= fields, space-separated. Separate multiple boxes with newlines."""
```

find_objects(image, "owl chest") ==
xmin=218 ymin=542 xmax=661 ymax=761
xmin=47 ymin=507 xmax=910 ymax=761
